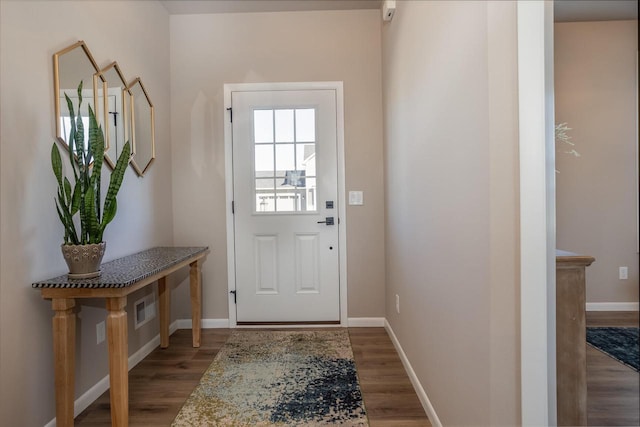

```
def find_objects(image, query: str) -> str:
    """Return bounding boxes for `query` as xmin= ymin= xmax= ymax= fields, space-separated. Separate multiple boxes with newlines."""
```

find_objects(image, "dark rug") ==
xmin=586 ymin=327 xmax=639 ymax=372
xmin=172 ymin=329 xmax=368 ymax=426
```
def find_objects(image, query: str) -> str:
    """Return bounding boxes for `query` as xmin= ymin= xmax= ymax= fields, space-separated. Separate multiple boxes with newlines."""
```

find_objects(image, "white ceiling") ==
xmin=160 ymin=0 xmax=638 ymax=22
xmin=160 ymin=0 xmax=382 ymax=15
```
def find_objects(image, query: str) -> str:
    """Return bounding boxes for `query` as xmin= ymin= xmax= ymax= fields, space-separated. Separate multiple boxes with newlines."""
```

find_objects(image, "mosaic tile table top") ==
xmin=32 ymin=246 xmax=208 ymax=289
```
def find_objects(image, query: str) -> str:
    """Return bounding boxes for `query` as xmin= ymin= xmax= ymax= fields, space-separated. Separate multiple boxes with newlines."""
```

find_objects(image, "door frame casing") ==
xmin=223 ymin=82 xmax=347 ymax=328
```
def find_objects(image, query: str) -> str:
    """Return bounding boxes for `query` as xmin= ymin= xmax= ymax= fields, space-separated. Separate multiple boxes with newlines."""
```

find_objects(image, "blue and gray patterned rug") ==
xmin=172 ymin=329 xmax=369 ymax=426
xmin=586 ymin=327 xmax=639 ymax=372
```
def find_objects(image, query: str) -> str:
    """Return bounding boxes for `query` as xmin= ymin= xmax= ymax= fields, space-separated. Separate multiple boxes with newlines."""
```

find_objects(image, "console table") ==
xmin=33 ymin=246 xmax=209 ymax=427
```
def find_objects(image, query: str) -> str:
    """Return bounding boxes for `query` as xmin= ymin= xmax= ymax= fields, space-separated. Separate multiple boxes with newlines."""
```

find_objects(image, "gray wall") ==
xmin=382 ymin=1 xmax=521 ymax=424
xmin=169 ymin=9 xmax=386 ymax=320
xmin=555 ymin=19 xmax=639 ymax=305
xmin=0 ymin=1 xmax=172 ymax=425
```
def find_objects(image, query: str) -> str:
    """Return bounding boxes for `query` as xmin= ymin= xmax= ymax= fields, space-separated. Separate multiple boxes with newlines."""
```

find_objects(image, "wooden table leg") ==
xmin=106 ymin=296 xmax=129 ymax=427
xmin=158 ymin=276 xmax=170 ymax=348
xmin=189 ymin=260 xmax=202 ymax=348
xmin=52 ymin=298 xmax=76 ymax=427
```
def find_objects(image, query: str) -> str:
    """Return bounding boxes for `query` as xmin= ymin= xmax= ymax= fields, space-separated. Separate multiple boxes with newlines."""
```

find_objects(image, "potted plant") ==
xmin=51 ymin=81 xmax=131 ymax=278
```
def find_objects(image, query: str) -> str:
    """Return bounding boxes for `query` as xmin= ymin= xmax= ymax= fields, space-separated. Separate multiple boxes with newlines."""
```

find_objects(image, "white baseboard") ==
xmin=176 ymin=318 xmax=385 ymax=328
xmin=176 ymin=318 xmax=230 ymax=329
xmin=348 ymin=317 xmax=385 ymax=327
xmin=384 ymin=319 xmax=442 ymax=427
xmin=44 ymin=321 xmax=180 ymax=427
xmin=586 ymin=302 xmax=639 ymax=311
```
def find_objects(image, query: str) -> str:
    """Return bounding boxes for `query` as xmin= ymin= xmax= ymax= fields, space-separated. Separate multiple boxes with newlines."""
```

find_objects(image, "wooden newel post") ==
xmin=556 ymin=250 xmax=595 ymax=427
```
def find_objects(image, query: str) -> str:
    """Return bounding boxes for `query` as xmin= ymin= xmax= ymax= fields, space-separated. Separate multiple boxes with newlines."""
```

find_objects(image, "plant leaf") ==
xmin=70 ymin=180 xmax=81 ymax=215
xmin=51 ymin=143 xmax=63 ymax=187
xmin=102 ymin=141 xmax=130 ymax=225
xmin=63 ymin=177 xmax=72 ymax=205
xmin=88 ymin=105 xmax=103 ymax=223
xmin=55 ymin=199 xmax=70 ymax=244
xmin=64 ymin=93 xmax=79 ymax=182
xmin=56 ymin=197 xmax=78 ymax=245
xmin=101 ymin=197 xmax=117 ymax=230
xmin=85 ymin=185 xmax=101 ymax=244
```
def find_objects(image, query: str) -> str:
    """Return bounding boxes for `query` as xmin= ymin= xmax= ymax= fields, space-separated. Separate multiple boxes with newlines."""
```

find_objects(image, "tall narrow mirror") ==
xmin=95 ymin=62 xmax=130 ymax=169
xmin=126 ymin=78 xmax=155 ymax=176
xmin=53 ymin=41 xmax=102 ymax=150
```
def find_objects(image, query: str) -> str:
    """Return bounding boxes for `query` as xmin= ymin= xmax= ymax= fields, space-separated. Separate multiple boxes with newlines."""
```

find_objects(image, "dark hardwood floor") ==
xmin=586 ymin=311 xmax=639 ymax=426
xmin=349 ymin=328 xmax=431 ymax=426
xmin=71 ymin=312 xmax=640 ymax=426
xmin=75 ymin=327 xmax=430 ymax=426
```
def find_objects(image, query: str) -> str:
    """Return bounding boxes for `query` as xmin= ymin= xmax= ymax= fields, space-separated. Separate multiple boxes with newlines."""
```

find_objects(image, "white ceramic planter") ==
xmin=61 ymin=242 xmax=106 ymax=279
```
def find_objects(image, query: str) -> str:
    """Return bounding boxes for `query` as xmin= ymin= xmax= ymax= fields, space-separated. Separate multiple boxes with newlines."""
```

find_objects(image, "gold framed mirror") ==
xmin=53 ymin=41 xmax=103 ymax=149
xmin=126 ymin=78 xmax=155 ymax=176
xmin=94 ymin=62 xmax=130 ymax=169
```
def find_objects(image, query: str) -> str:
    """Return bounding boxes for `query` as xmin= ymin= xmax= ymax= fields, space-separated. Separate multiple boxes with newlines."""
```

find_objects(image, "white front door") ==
xmin=231 ymin=88 xmax=340 ymax=323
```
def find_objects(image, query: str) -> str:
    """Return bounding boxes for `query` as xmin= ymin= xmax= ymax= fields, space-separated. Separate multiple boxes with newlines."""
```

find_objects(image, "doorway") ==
xmin=224 ymin=82 xmax=347 ymax=326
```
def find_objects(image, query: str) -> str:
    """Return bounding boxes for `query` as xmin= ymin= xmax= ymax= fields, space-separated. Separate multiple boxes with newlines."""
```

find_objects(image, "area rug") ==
xmin=586 ymin=327 xmax=639 ymax=372
xmin=172 ymin=329 xmax=369 ymax=426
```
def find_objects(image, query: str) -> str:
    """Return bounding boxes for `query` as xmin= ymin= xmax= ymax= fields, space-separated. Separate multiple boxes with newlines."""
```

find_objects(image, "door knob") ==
xmin=317 ymin=217 xmax=335 ymax=226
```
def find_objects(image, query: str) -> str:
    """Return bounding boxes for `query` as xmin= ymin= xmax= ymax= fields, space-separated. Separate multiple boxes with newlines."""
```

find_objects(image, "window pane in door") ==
xmin=296 ymin=143 xmax=315 ymax=173
xmin=302 ymin=177 xmax=317 ymax=211
xmin=255 ymin=144 xmax=274 ymax=173
xmin=256 ymin=194 xmax=275 ymax=212
xmin=295 ymin=109 xmax=315 ymax=142
xmin=251 ymin=108 xmax=319 ymax=214
xmin=254 ymin=110 xmax=273 ymax=143
xmin=275 ymin=191 xmax=297 ymax=212
xmin=256 ymin=178 xmax=275 ymax=190
xmin=275 ymin=144 xmax=295 ymax=174
xmin=275 ymin=109 xmax=294 ymax=142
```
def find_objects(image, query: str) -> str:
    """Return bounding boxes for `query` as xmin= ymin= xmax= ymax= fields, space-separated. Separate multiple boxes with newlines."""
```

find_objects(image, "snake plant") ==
xmin=51 ymin=81 xmax=131 ymax=245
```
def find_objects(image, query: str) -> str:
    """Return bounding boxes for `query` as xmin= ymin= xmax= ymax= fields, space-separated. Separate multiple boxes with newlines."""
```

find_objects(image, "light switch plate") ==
xmin=349 ymin=191 xmax=364 ymax=205
xmin=619 ymin=266 xmax=628 ymax=280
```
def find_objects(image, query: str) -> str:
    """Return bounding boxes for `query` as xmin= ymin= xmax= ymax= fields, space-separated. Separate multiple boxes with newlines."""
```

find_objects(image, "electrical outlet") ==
xmin=395 ymin=294 xmax=400 ymax=314
xmin=619 ymin=266 xmax=628 ymax=280
xmin=96 ymin=321 xmax=105 ymax=344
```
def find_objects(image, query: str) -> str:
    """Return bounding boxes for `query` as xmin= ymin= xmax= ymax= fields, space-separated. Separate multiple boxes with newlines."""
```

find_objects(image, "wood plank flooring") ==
xmin=74 ymin=328 xmax=430 ymax=426
xmin=349 ymin=328 xmax=430 ymax=426
xmin=586 ymin=311 xmax=639 ymax=426
xmin=70 ymin=312 xmax=640 ymax=426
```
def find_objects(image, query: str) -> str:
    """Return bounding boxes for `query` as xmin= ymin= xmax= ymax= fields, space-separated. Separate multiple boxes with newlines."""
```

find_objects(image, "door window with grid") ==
xmin=253 ymin=108 xmax=317 ymax=213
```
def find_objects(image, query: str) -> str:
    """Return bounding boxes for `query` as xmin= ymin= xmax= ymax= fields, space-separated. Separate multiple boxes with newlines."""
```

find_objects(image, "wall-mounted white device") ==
xmin=382 ymin=0 xmax=396 ymax=22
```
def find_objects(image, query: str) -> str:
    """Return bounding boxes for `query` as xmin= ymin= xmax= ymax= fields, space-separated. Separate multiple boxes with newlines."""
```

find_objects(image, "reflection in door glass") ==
xmin=253 ymin=108 xmax=317 ymax=213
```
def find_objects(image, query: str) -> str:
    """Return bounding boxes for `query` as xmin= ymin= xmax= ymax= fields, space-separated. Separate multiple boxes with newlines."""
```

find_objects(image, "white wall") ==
xmin=382 ymin=1 xmax=520 ymax=424
xmin=0 ymin=1 xmax=172 ymax=425
xmin=555 ymin=20 xmax=639 ymax=305
xmin=169 ymin=10 xmax=385 ymax=320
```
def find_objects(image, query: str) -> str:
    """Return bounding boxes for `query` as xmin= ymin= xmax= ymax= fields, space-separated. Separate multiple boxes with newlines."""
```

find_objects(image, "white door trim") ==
xmin=517 ymin=1 xmax=557 ymax=425
xmin=224 ymin=82 xmax=347 ymax=328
